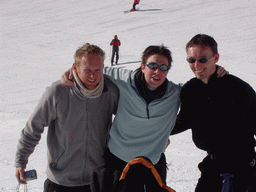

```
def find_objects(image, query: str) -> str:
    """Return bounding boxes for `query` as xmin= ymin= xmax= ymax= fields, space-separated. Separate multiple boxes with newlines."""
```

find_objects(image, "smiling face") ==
xmin=73 ymin=53 xmax=104 ymax=90
xmin=141 ymin=54 xmax=169 ymax=89
xmin=187 ymin=45 xmax=219 ymax=84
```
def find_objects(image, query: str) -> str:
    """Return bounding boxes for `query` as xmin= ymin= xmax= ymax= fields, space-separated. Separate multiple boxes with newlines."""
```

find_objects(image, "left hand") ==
xmin=216 ymin=65 xmax=229 ymax=78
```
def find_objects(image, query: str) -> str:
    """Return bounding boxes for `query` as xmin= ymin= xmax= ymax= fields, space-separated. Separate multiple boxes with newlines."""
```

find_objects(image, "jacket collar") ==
xmin=72 ymin=75 xmax=108 ymax=99
xmin=134 ymin=69 xmax=168 ymax=105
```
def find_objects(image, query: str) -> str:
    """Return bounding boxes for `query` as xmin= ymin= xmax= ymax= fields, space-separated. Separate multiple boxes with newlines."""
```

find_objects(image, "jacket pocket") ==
xmin=49 ymin=147 xmax=65 ymax=169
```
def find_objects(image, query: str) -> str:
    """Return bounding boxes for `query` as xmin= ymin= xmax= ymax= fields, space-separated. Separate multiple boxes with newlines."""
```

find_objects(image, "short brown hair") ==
xmin=186 ymin=34 xmax=218 ymax=54
xmin=74 ymin=43 xmax=105 ymax=66
xmin=141 ymin=45 xmax=172 ymax=67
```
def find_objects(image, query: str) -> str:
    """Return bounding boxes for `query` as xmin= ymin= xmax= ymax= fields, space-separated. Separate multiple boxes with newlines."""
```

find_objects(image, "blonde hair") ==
xmin=74 ymin=43 xmax=105 ymax=66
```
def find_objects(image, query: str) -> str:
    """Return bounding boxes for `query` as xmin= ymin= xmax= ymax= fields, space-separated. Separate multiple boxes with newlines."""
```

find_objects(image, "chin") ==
xmin=86 ymin=85 xmax=96 ymax=90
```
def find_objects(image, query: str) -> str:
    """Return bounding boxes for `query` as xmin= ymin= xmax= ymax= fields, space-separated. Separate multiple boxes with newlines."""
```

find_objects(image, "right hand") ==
xmin=15 ymin=167 xmax=27 ymax=184
xmin=216 ymin=65 xmax=229 ymax=78
xmin=61 ymin=67 xmax=74 ymax=86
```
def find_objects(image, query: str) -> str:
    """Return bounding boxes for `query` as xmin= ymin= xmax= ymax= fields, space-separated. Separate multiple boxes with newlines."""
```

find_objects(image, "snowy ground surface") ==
xmin=1 ymin=0 xmax=256 ymax=191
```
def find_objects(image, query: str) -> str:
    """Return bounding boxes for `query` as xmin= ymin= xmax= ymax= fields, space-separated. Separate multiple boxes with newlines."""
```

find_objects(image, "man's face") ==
xmin=141 ymin=54 xmax=169 ymax=89
xmin=187 ymin=45 xmax=219 ymax=84
xmin=73 ymin=54 xmax=104 ymax=90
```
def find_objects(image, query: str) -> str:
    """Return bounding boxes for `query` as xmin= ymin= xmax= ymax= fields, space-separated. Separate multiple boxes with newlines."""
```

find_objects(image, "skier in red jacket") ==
xmin=110 ymin=35 xmax=121 ymax=66
xmin=131 ymin=0 xmax=140 ymax=11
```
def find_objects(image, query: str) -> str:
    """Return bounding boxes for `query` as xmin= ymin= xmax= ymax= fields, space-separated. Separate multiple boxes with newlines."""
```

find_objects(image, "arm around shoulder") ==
xmin=104 ymin=66 xmax=133 ymax=83
xmin=61 ymin=67 xmax=74 ymax=86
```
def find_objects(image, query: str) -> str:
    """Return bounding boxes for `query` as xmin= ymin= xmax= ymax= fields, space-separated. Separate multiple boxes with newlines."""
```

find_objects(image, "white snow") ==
xmin=1 ymin=0 xmax=256 ymax=191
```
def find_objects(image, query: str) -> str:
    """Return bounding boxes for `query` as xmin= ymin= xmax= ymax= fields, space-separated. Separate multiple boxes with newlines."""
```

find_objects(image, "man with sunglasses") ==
xmin=172 ymin=34 xmax=256 ymax=192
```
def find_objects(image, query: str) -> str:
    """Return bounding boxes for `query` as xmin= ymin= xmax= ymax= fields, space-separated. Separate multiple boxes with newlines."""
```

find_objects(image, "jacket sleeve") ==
xmin=241 ymin=80 xmax=256 ymax=136
xmin=14 ymin=84 xmax=58 ymax=168
xmin=103 ymin=67 xmax=132 ymax=84
xmin=171 ymin=107 xmax=191 ymax=135
xmin=171 ymin=86 xmax=191 ymax=135
xmin=247 ymin=90 xmax=256 ymax=136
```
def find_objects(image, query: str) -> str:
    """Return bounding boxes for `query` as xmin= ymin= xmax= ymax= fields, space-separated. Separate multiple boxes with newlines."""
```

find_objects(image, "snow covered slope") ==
xmin=1 ymin=0 xmax=255 ymax=191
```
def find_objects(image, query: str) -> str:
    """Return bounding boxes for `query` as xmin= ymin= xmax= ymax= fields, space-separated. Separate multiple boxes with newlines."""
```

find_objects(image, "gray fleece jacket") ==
xmin=15 ymin=76 xmax=119 ymax=186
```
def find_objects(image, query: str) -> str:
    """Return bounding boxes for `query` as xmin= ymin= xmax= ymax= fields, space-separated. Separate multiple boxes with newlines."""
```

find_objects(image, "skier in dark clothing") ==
xmin=171 ymin=34 xmax=256 ymax=192
xmin=131 ymin=0 xmax=140 ymax=11
xmin=110 ymin=35 xmax=121 ymax=66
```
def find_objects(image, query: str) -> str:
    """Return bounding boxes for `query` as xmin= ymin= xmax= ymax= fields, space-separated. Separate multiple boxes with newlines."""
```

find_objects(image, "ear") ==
xmin=214 ymin=53 xmax=220 ymax=64
xmin=141 ymin=64 xmax=146 ymax=73
xmin=73 ymin=63 xmax=78 ymax=72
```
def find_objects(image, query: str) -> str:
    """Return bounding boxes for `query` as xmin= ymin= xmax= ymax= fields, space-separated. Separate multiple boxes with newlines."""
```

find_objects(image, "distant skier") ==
xmin=110 ymin=35 xmax=121 ymax=66
xmin=131 ymin=0 xmax=140 ymax=11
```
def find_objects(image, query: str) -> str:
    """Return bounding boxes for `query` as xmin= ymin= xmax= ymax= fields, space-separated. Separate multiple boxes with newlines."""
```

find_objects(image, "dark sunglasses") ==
xmin=186 ymin=54 xmax=215 ymax=64
xmin=145 ymin=62 xmax=170 ymax=72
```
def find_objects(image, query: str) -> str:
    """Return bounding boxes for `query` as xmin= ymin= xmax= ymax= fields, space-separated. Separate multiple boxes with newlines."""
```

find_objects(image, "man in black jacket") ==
xmin=172 ymin=34 xmax=256 ymax=192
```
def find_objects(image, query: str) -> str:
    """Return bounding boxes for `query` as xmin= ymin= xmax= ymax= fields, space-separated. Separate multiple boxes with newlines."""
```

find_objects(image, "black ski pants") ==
xmin=133 ymin=2 xmax=139 ymax=9
xmin=44 ymin=179 xmax=91 ymax=192
xmin=111 ymin=47 xmax=119 ymax=65
xmin=106 ymin=150 xmax=167 ymax=191
xmin=195 ymin=155 xmax=256 ymax=192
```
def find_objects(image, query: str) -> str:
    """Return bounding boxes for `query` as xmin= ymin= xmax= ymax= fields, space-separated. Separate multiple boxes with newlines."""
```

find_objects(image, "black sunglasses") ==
xmin=145 ymin=62 xmax=170 ymax=72
xmin=186 ymin=54 xmax=215 ymax=64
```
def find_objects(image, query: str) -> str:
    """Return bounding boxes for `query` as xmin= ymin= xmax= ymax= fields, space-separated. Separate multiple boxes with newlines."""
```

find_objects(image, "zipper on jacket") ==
xmin=146 ymin=104 xmax=149 ymax=119
xmin=83 ymin=99 xmax=89 ymax=181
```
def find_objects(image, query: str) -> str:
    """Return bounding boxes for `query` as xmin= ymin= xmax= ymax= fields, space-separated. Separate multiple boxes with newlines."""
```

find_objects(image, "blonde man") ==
xmin=15 ymin=44 xmax=119 ymax=192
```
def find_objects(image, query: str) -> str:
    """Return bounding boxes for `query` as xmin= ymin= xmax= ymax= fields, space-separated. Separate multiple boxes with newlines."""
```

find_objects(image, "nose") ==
xmin=194 ymin=61 xmax=202 ymax=70
xmin=154 ymin=67 xmax=161 ymax=73
xmin=89 ymin=71 xmax=96 ymax=77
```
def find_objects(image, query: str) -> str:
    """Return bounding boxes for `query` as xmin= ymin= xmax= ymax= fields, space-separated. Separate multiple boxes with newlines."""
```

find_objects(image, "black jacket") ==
xmin=172 ymin=71 xmax=256 ymax=169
